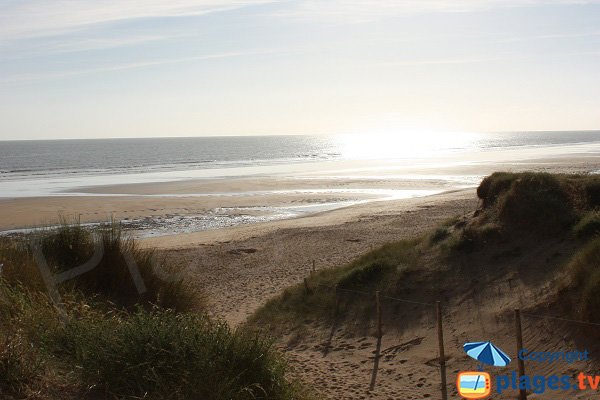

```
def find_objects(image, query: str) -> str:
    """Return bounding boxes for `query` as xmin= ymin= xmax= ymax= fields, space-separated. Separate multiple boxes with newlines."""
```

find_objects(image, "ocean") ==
xmin=1 ymin=131 xmax=600 ymax=198
xmin=2 ymin=131 xmax=600 ymax=237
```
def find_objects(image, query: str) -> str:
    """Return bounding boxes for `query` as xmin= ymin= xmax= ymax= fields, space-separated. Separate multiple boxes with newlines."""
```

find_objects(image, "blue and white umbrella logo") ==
xmin=463 ymin=341 xmax=511 ymax=368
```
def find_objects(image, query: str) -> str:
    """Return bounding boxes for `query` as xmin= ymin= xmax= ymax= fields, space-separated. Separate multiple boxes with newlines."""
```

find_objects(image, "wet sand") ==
xmin=1 ymin=155 xmax=598 ymax=234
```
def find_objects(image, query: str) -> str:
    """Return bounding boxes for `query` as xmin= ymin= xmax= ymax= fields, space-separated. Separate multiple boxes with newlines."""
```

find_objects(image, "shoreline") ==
xmin=158 ymin=188 xmax=479 ymax=326
xmin=141 ymin=188 xmax=473 ymax=249
xmin=1 ymin=154 xmax=599 ymax=236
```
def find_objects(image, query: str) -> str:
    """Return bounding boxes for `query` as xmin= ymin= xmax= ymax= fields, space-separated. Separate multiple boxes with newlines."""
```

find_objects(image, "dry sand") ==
xmin=155 ymin=187 xmax=599 ymax=400
xmin=154 ymin=188 xmax=598 ymax=400
xmin=154 ymin=189 xmax=481 ymax=399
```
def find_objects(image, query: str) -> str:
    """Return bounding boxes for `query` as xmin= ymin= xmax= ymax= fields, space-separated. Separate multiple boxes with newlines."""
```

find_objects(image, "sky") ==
xmin=1 ymin=0 xmax=600 ymax=140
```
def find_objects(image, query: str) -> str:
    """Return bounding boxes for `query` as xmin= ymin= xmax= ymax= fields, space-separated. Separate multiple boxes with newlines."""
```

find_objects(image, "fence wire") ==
xmin=300 ymin=268 xmax=600 ymax=399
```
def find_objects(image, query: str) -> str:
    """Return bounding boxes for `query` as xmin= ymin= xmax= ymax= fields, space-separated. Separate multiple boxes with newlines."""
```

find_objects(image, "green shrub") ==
xmin=444 ymin=223 xmax=501 ymax=254
xmin=565 ymin=238 xmax=600 ymax=321
xmin=567 ymin=238 xmax=600 ymax=287
xmin=430 ymin=227 xmax=450 ymax=244
xmin=0 ymin=333 xmax=44 ymax=398
xmin=62 ymin=223 xmax=202 ymax=311
xmin=497 ymin=173 xmax=574 ymax=233
xmin=477 ymin=172 xmax=518 ymax=208
xmin=1 ymin=222 xmax=202 ymax=312
xmin=476 ymin=222 xmax=502 ymax=239
xmin=474 ymin=172 xmax=600 ymax=236
xmin=446 ymin=230 xmax=476 ymax=253
xmin=40 ymin=220 xmax=93 ymax=273
xmin=338 ymin=261 xmax=392 ymax=289
xmin=584 ymin=179 xmax=600 ymax=208
xmin=53 ymin=308 xmax=304 ymax=400
xmin=574 ymin=212 xmax=600 ymax=239
xmin=0 ymin=279 xmax=309 ymax=400
xmin=0 ymin=238 xmax=46 ymax=292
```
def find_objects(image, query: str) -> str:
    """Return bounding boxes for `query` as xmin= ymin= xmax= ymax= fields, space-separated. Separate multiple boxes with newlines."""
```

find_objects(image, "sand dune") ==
xmin=157 ymin=186 xmax=600 ymax=399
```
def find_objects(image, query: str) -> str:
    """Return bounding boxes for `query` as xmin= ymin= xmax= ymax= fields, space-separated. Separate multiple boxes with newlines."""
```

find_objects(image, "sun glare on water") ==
xmin=336 ymin=130 xmax=482 ymax=160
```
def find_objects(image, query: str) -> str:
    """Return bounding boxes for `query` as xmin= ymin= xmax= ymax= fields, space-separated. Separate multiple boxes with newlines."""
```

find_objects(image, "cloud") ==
xmin=0 ymin=48 xmax=277 ymax=84
xmin=0 ymin=0 xmax=277 ymax=41
xmin=265 ymin=0 xmax=600 ymax=21
xmin=1 ymin=33 xmax=196 ymax=60
xmin=3 ymin=0 xmax=598 ymax=43
xmin=375 ymin=49 xmax=600 ymax=70
xmin=498 ymin=30 xmax=600 ymax=43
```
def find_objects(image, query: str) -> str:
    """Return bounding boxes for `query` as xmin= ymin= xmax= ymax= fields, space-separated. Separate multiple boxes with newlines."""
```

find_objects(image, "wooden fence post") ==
xmin=369 ymin=291 xmax=383 ymax=391
xmin=323 ymin=285 xmax=340 ymax=357
xmin=515 ymin=309 xmax=527 ymax=400
xmin=303 ymin=278 xmax=311 ymax=294
xmin=334 ymin=284 xmax=340 ymax=315
xmin=376 ymin=291 xmax=382 ymax=339
xmin=436 ymin=301 xmax=448 ymax=400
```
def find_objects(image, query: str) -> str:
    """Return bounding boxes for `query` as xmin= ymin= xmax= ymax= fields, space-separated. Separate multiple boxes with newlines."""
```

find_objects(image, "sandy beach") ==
xmin=2 ymin=154 xmax=599 ymax=234
xmin=156 ymin=189 xmax=477 ymax=325
xmin=145 ymin=183 xmax=595 ymax=399
xmin=2 ymin=155 xmax=600 ymax=399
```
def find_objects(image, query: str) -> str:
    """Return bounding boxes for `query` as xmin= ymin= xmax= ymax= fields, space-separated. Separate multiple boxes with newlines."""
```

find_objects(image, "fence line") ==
xmin=302 ymin=268 xmax=600 ymax=399
xmin=521 ymin=312 xmax=600 ymax=327
xmin=309 ymin=277 xmax=443 ymax=396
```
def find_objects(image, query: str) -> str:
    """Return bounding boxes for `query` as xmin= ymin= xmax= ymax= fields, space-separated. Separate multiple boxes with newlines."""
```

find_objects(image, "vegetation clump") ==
xmin=448 ymin=172 xmax=600 ymax=252
xmin=573 ymin=211 xmax=600 ymax=239
xmin=0 ymin=222 xmax=307 ymax=400
xmin=564 ymin=238 xmax=600 ymax=322
xmin=1 ymin=220 xmax=201 ymax=312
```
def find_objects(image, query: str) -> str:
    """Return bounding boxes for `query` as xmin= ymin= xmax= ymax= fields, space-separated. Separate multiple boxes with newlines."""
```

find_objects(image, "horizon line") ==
xmin=2 ymin=129 xmax=600 ymax=142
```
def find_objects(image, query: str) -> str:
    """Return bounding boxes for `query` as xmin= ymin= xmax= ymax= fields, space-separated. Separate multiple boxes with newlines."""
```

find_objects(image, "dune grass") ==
xmin=0 ymin=220 xmax=202 ymax=312
xmin=53 ymin=308 xmax=304 ymax=400
xmin=250 ymin=239 xmax=425 ymax=334
xmin=573 ymin=211 xmax=600 ymax=239
xmin=429 ymin=227 xmax=450 ymax=244
xmin=0 ymin=222 xmax=309 ymax=400
xmin=251 ymin=172 xmax=600 ymax=338
xmin=563 ymin=238 xmax=600 ymax=321
xmin=446 ymin=172 xmax=600 ymax=251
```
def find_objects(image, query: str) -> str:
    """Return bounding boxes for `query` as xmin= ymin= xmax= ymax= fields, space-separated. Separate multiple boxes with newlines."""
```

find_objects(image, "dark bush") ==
xmin=477 ymin=172 xmax=517 ymax=208
xmin=54 ymin=308 xmax=302 ymax=400
xmin=1 ymin=221 xmax=202 ymax=312
xmin=574 ymin=212 xmax=600 ymax=239
xmin=338 ymin=261 xmax=392 ymax=289
xmin=566 ymin=238 xmax=600 ymax=321
xmin=430 ymin=227 xmax=450 ymax=244
xmin=584 ymin=179 xmax=600 ymax=208
xmin=497 ymin=173 xmax=575 ymax=233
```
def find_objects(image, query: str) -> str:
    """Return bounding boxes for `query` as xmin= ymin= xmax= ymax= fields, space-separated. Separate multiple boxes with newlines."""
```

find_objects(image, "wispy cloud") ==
xmin=1 ymin=33 xmax=197 ymax=60
xmin=265 ymin=0 xmax=600 ymax=21
xmin=4 ymin=0 xmax=598 ymax=43
xmin=0 ymin=48 xmax=278 ymax=84
xmin=376 ymin=49 xmax=600 ymax=69
xmin=0 ymin=0 xmax=278 ymax=41
xmin=498 ymin=30 xmax=600 ymax=43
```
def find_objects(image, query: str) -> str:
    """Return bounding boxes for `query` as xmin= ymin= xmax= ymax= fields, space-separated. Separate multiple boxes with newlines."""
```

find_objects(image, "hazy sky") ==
xmin=1 ymin=0 xmax=600 ymax=140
